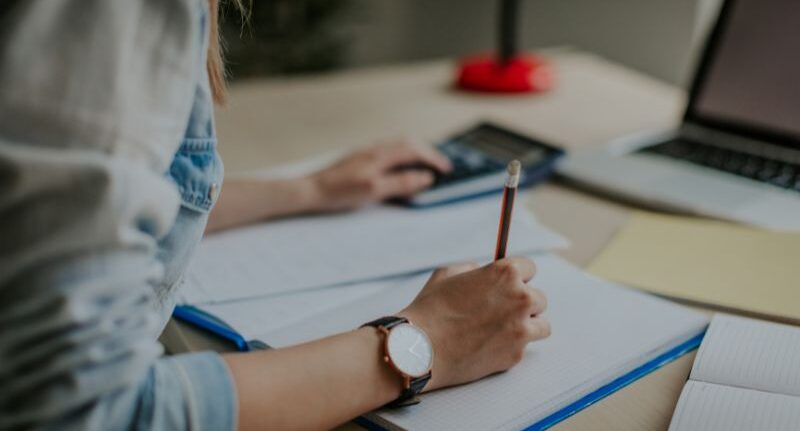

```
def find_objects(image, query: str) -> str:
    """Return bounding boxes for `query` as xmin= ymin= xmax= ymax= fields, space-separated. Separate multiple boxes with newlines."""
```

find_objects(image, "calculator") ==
xmin=404 ymin=122 xmax=566 ymax=207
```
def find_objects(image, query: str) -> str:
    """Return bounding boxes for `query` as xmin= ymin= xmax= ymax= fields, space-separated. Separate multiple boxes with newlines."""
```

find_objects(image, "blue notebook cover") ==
xmin=173 ymin=305 xmax=270 ymax=352
xmin=175 ymin=305 xmax=705 ymax=431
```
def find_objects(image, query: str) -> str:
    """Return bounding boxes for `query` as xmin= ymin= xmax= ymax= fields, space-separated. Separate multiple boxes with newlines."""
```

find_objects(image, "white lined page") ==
xmin=691 ymin=314 xmax=800 ymax=397
xmin=259 ymin=254 xmax=708 ymax=431
xmin=669 ymin=381 xmax=800 ymax=431
xmin=183 ymin=197 xmax=567 ymax=304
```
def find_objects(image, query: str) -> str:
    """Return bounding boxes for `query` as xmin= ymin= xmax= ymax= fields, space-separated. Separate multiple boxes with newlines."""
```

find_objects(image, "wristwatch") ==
xmin=362 ymin=316 xmax=434 ymax=408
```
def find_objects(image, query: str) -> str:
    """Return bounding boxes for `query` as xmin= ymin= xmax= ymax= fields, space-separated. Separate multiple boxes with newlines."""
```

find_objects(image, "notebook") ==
xmin=182 ymin=198 xmax=567 ymax=304
xmin=669 ymin=314 xmax=800 ymax=431
xmin=214 ymin=254 xmax=707 ymax=431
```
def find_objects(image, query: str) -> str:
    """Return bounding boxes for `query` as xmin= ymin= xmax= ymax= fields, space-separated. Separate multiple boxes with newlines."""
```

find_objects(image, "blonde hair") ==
xmin=207 ymin=0 xmax=248 ymax=104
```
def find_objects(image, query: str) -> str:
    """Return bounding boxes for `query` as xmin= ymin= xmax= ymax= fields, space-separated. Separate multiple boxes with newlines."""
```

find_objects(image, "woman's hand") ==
xmin=307 ymin=141 xmax=452 ymax=212
xmin=207 ymin=141 xmax=450 ymax=233
xmin=400 ymin=257 xmax=550 ymax=391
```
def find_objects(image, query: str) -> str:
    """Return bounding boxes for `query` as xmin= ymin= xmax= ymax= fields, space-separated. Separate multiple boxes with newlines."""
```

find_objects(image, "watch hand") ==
xmin=408 ymin=336 xmax=428 ymax=361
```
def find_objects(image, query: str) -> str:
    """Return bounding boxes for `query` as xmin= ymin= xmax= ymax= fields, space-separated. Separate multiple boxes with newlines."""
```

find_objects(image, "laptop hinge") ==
xmin=680 ymin=122 xmax=800 ymax=164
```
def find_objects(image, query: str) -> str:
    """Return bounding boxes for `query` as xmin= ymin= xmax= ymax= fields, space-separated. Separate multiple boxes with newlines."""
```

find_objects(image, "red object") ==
xmin=456 ymin=54 xmax=553 ymax=94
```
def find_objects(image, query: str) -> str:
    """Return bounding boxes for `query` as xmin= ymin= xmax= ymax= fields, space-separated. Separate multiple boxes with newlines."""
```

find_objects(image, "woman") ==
xmin=0 ymin=1 xmax=550 ymax=430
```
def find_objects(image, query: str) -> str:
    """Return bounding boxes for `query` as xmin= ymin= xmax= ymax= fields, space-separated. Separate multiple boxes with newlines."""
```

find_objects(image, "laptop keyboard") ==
xmin=641 ymin=139 xmax=800 ymax=193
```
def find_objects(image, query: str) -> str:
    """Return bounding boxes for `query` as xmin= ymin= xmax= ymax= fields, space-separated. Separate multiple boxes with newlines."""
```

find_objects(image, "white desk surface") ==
xmin=163 ymin=47 xmax=702 ymax=430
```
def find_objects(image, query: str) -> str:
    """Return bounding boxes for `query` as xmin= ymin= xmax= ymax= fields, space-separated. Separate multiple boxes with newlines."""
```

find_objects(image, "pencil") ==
xmin=495 ymin=160 xmax=521 ymax=260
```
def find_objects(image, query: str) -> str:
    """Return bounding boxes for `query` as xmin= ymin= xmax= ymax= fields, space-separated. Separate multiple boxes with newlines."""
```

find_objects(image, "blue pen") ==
xmin=172 ymin=305 xmax=268 ymax=352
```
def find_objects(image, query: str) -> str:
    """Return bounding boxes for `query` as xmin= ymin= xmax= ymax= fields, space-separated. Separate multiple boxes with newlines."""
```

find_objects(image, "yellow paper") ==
xmin=589 ymin=211 xmax=800 ymax=322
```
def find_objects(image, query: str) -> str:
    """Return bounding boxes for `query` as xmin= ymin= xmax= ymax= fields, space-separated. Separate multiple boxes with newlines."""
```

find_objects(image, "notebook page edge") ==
xmin=689 ymin=313 xmax=800 ymax=398
xmin=667 ymin=380 xmax=800 ymax=431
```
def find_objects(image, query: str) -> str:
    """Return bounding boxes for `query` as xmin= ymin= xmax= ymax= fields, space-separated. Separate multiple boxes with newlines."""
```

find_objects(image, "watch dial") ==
xmin=386 ymin=323 xmax=433 ymax=377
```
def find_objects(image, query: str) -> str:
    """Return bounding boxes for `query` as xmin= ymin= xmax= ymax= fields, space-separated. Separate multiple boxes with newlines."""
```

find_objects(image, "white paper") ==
xmin=183 ymin=196 xmax=568 ymax=304
xmin=690 ymin=314 xmax=800 ymax=398
xmin=252 ymin=254 xmax=708 ymax=431
xmin=200 ymin=277 xmax=402 ymax=340
xmin=669 ymin=381 xmax=800 ymax=431
xmin=250 ymin=272 xmax=427 ymax=347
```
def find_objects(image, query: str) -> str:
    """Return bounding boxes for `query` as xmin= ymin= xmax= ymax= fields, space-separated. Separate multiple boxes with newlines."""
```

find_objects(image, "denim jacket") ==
xmin=0 ymin=1 xmax=235 ymax=430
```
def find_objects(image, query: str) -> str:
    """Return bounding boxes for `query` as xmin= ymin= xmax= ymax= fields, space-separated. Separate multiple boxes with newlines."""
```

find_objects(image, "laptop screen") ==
xmin=688 ymin=0 xmax=800 ymax=147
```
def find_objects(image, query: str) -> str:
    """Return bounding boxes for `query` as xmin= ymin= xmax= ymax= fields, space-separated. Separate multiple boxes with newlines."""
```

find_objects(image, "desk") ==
xmin=161 ymin=48 xmax=696 ymax=430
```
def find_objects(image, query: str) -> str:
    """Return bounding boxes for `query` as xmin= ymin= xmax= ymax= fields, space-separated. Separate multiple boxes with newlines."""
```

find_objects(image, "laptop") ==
xmin=559 ymin=0 xmax=800 ymax=231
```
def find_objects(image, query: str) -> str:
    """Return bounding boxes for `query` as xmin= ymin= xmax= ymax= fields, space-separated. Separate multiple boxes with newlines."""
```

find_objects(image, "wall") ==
xmin=339 ymin=0 xmax=724 ymax=86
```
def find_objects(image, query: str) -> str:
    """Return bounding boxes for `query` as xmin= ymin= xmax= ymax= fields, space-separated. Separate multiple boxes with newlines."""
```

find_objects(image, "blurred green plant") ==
xmin=221 ymin=0 xmax=356 ymax=79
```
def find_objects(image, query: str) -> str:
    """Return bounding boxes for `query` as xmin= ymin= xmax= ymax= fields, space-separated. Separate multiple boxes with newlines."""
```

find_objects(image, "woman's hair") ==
xmin=207 ymin=0 xmax=248 ymax=104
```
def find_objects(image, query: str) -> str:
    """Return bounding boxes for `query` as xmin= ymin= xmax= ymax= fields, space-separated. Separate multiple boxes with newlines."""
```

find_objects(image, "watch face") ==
xmin=386 ymin=323 xmax=433 ymax=377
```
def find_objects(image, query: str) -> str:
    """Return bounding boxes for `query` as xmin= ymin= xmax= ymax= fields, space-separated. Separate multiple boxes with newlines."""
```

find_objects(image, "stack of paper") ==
xmin=182 ymin=196 xmax=568 ymax=304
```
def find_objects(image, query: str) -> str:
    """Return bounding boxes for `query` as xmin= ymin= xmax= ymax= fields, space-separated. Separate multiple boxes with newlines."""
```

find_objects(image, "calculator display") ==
xmin=459 ymin=127 xmax=547 ymax=164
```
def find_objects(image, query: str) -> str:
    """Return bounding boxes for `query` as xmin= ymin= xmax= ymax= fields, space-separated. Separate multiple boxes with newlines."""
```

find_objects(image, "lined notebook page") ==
xmin=691 ymin=314 xmax=800 ymax=397
xmin=183 ymin=197 xmax=567 ymax=304
xmin=669 ymin=381 xmax=800 ymax=431
xmin=259 ymin=254 xmax=707 ymax=431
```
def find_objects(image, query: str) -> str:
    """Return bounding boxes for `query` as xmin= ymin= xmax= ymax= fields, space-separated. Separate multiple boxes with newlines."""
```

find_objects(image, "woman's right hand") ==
xmin=399 ymin=257 xmax=550 ymax=391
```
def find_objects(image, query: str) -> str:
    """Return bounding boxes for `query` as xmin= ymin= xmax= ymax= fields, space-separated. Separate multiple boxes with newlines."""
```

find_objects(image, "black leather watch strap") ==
xmin=362 ymin=316 xmax=408 ymax=331
xmin=362 ymin=316 xmax=432 ymax=408
xmin=386 ymin=373 xmax=431 ymax=408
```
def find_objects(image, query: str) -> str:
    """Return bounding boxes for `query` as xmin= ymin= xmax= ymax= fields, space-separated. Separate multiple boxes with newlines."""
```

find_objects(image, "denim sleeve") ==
xmin=0 ymin=1 xmax=237 ymax=430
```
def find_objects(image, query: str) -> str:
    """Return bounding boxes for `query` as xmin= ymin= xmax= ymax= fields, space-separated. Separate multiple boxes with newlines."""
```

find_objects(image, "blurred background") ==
xmin=221 ymin=0 xmax=724 ymax=87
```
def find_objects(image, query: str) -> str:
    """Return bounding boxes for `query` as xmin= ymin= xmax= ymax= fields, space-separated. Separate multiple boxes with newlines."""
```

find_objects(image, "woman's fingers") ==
xmin=374 ymin=142 xmax=452 ymax=173
xmin=491 ymin=257 xmax=538 ymax=284
xmin=375 ymin=170 xmax=435 ymax=197
xmin=525 ymin=317 xmax=551 ymax=341
xmin=527 ymin=287 xmax=548 ymax=316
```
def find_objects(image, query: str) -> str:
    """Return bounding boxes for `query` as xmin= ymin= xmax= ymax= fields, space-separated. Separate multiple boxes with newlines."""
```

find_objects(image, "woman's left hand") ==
xmin=307 ymin=141 xmax=452 ymax=212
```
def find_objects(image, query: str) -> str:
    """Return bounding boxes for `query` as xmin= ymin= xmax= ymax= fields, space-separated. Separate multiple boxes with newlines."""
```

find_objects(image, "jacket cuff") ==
xmin=164 ymin=352 xmax=238 ymax=431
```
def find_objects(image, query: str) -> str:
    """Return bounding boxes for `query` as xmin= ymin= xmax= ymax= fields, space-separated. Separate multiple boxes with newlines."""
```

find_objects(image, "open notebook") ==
xmin=217 ymin=254 xmax=707 ymax=431
xmin=669 ymin=314 xmax=800 ymax=431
